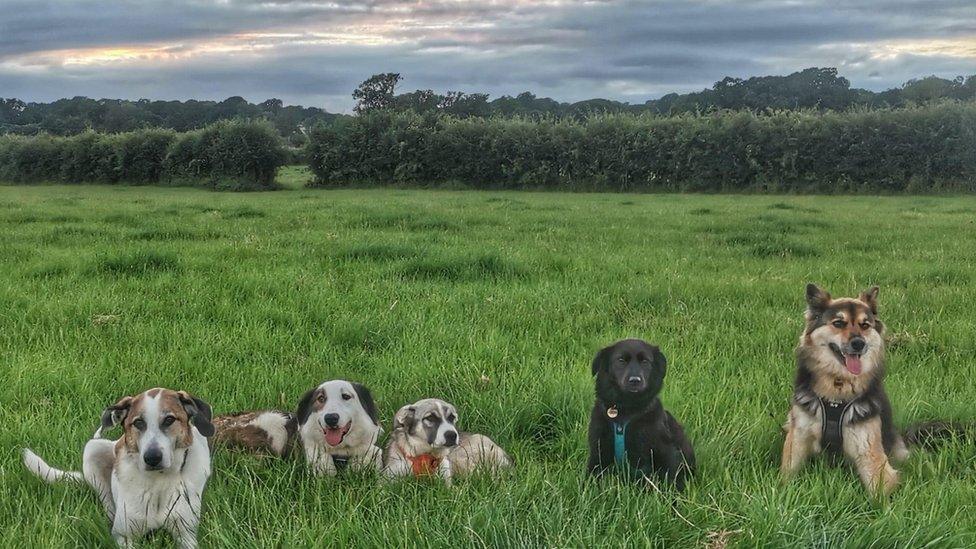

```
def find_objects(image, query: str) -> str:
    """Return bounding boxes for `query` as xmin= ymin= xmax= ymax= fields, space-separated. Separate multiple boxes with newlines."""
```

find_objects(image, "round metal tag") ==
xmin=606 ymin=406 xmax=618 ymax=419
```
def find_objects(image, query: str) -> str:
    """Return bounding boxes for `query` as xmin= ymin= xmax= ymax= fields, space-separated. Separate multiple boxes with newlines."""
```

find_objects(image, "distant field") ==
xmin=1 ymin=183 xmax=975 ymax=547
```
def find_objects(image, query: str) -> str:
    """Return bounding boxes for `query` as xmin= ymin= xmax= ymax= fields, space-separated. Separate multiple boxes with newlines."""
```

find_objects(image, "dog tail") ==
xmin=904 ymin=421 xmax=976 ymax=449
xmin=22 ymin=448 xmax=85 ymax=484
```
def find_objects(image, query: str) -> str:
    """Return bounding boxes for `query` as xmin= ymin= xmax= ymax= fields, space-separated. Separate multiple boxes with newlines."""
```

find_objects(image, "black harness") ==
xmin=819 ymin=397 xmax=853 ymax=452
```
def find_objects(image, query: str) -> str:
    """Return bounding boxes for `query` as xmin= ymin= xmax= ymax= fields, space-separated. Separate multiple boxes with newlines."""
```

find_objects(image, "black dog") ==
xmin=587 ymin=339 xmax=695 ymax=490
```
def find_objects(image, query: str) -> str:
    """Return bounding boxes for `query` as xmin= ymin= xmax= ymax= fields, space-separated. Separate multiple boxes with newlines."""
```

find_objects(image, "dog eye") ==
xmin=316 ymin=394 xmax=326 ymax=403
xmin=341 ymin=393 xmax=353 ymax=401
xmin=617 ymin=357 xmax=626 ymax=363
xmin=161 ymin=416 xmax=176 ymax=427
xmin=132 ymin=418 xmax=147 ymax=431
xmin=423 ymin=415 xmax=436 ymax=423
xmin=860 ymin=322 xmax=871 ymax=330
xmin=832 ymin=320 xmax=846 ymax=328
xmin=447 ymin=414 xmax=456 ymax=422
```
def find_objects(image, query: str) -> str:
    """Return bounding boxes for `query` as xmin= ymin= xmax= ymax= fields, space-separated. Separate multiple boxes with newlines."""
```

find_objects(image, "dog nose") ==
xmin=144 ymin=448 xmax=163 ymax=468
xmin=627 ymin=375 xmax=643 ymax=386
xmin=444 ymin=431 xmax=458 ymax=447
xmin=850 ymin=338 xmax=866 ymax=353
xmin=323 ymin=413 xmax=340 ymax=427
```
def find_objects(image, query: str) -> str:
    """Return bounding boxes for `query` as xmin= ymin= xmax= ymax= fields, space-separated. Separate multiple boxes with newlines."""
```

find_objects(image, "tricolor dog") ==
xmin=23 ymin=388 xmax=214 ymax=548
xmin=295 ymin=380 xmax=383 ymax=475
xmin=781 ymin=284 xmax=908 ymax=496
xmin=383 ymin=398 xmax=512 ymax=485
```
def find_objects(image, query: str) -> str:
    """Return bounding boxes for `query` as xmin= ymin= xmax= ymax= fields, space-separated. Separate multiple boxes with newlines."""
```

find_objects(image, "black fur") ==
xmin=352 ymin=383 xmax=380 ymax=426
xmin=179 ymin=393 xmax=215 ymax=437
xmin=295 ymin=388 xmax=319 ymax=426
xmin=100 ymin=399 xmax=131 ymax=431
xmin=586 ymin=339 xmax=695 ymax=490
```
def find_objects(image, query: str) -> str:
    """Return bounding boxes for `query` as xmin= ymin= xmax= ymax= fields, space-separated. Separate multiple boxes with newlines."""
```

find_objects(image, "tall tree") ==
xmin=352 ymin=73 xmax=402 ymax=114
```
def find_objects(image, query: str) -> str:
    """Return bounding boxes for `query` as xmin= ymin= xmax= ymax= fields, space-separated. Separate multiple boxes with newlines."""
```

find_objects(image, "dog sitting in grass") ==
xmin=587 ymin=339 xmax=695 ymax=491
xmin=384 ymin=398 xmax=512 ymax=485
xmin=781 ymin=284 xmax=910 ymax=497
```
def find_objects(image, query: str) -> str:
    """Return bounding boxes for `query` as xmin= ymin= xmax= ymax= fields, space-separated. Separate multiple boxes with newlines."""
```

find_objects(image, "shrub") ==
xmin=0 ymin=121 xmax=287 ymax=190
xmin=306 ymin=102 xmax=976 ymax=193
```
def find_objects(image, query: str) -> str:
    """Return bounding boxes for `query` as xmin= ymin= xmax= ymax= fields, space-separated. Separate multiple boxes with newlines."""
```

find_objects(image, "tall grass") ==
xmin=1 ymin=185 xmax=975 ymax=547
xmin=306 ymin=102 xmax=976 ymax=192
xmin=0 ymin=120 xmax=286 ymax=190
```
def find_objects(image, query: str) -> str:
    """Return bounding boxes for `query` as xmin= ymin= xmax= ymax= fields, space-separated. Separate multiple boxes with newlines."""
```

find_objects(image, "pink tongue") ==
xmin=844 ymin=354 xmax=862 ymax=375
xmin=325 ymin=428 xmax=343 ymax=446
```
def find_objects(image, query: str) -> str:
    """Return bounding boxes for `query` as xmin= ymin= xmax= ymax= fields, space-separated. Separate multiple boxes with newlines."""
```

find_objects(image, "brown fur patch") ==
xmin=120 ymin=389 xmax=194 ymax=452
xmin=212 ymin=412 xmax=281 ymax=455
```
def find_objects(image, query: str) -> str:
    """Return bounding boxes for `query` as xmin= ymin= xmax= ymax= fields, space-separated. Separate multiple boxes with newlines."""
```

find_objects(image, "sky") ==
xmin=1 ymin=0 xmax=974 ymax=112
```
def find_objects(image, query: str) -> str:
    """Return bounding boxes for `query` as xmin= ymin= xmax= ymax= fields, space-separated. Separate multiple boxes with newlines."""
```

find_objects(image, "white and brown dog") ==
xmin=384 ymin=398 xmax=512 ymax=486
xmin=295 ymin=380 xmax=383 ymax=475
xmin=23 ymin=388 xmax=214 ymax=548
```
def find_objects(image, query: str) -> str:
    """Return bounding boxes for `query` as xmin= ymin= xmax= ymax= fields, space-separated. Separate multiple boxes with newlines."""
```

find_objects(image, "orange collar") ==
xmin=403 ymin=449 xmax=442 ymax=477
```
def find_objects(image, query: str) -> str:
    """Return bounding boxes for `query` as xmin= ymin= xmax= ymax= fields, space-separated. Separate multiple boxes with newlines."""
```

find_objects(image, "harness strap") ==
xmin=332 ymin=455 xmax=350 ymax=471
xmin=820 ymin=397 xmax=853 ymax=453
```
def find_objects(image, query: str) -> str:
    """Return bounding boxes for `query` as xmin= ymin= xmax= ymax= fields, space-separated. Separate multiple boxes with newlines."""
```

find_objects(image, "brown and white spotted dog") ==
xmin=23 ymin=388 xmax=215 ymax=548
xmin=781 ymin=284 xmax=909 ymax=497
xmin=384 ymin=398 xmax=512 ymax=486
xmin=212 ymin=410 xmax=296 ymax=457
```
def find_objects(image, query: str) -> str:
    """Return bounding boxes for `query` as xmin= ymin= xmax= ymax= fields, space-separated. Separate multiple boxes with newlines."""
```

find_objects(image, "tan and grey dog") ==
xmin=781 ymin=284 xmax=909 ymax=497
xmin=384 ymin=398 xmax=512 ymax=485
xmin=23 ymin=388 xmax=214 ymax=548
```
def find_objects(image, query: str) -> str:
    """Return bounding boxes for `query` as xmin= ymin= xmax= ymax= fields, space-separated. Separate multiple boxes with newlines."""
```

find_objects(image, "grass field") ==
xmin=1 ymin=179 xmax=975 ymax=548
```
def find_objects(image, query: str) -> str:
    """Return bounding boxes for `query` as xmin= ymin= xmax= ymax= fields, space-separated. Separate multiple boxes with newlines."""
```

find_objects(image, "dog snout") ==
xmin=627 ymin=375 xmax=643 ymax=386
xmin=849 ymin=337 xmax=866 ymax=353
xmin=323 ymin=413 xmax=340 ymax=428
xmin=143 ymin=448 xmax=163 ymax=469
xmin=444 ymin=430 xmax=458 ymax=447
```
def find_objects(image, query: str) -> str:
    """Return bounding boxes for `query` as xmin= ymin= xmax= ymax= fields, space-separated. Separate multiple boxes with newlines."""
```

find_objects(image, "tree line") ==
xmin=2 ymin=68 xmax=973 ymax=139
xmin=0 ymin=96 xmax=338 ymax=143
xmin=352 ymin=68 xmax=975 ymax=116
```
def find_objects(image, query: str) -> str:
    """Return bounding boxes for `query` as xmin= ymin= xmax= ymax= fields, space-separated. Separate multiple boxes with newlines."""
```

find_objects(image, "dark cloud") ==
xmin=0 ymin=0 xmax=973 ymax=111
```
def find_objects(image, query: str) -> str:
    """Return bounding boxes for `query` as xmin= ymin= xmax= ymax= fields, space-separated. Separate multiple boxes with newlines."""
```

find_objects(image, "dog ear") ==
xmin=805 ymin=283 xmax=831 ymax=313
xmin=178 ymin=391 xmax=215 ymax=437
xmin=100 ymin=395 xmax=133 ymax=432
xmin=591 ymin=345 xmax=613 ymax=377
xmin=352 ymin=383 xmax=379 ymax=426
xmin=859 ymin=286 xmax=880 ymax=315
xmin=394 ymin=405 xmax=416 ymax=431
xmin=654 ymin=346 xmax=668 ymax=374
xmin=295 ymin=388 xmax=319 ymax=426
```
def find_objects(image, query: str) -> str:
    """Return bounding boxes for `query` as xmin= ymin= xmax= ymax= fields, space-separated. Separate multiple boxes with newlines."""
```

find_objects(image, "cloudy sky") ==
xmin=1 ymin=0 xmax=973 ymax=112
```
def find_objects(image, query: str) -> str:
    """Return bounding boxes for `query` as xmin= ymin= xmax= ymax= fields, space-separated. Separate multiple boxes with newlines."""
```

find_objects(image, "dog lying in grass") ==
xmin=587 ymin=339 xmax=695 ymax=491
xmin=781 ymin=285 xmax=909 ymax=496
xmin=23 ymin=388 xmax=214 ymax=548
xmin=211 ymin=380 xmax=382 ymax=475
xmin=212 ymin=410 xmax=296 ymax=457
xmin=295 ymin=380 xmax=383 ymax=475
xmin=384 ymin=398 xmax=512 ymax=485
